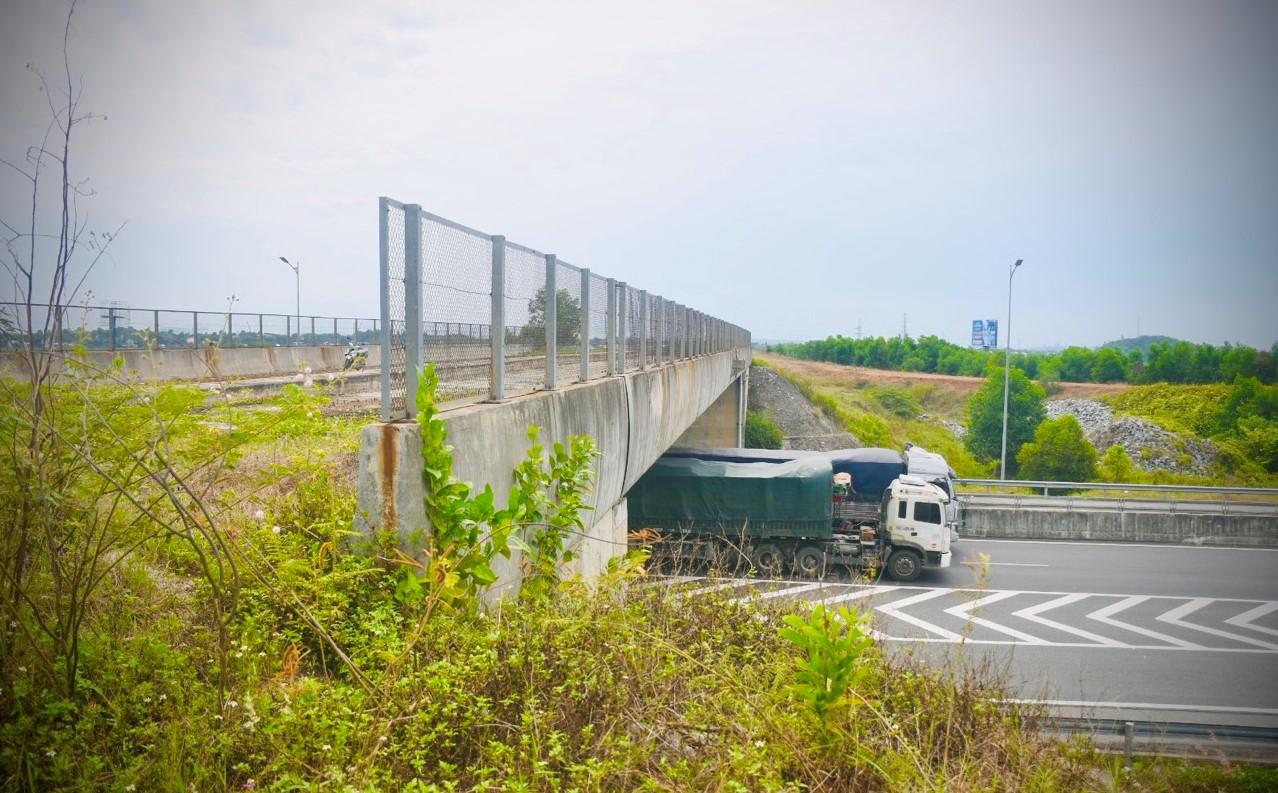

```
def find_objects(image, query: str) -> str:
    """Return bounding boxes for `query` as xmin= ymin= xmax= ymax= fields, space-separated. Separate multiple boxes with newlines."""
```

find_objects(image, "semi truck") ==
xmin=628 ymin=452 xmax=952 ymax=582
xmin=665 ymin=444 xmax=963 ymax=541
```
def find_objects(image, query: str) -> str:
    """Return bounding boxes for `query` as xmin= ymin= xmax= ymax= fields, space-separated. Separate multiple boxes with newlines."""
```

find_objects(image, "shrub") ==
xmin=744 ymin=410 xmax=784 ymax=449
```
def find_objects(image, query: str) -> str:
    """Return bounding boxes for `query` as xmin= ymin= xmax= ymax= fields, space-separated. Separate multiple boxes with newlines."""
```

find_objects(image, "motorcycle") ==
xmin=342 ymin=340 xmax=368 ymax=372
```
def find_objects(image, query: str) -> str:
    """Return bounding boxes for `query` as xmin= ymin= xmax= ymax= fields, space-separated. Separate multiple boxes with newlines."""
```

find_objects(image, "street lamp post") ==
xmin=999 ymin=258 xmax=1024 ymax=481
xmin=279 ymin=256 xmax=300 ymax=346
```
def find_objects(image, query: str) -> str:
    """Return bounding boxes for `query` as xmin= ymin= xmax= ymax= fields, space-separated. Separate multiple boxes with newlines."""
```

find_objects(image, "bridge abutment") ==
xmin=354 ymin=349 xmax=751 ymax=593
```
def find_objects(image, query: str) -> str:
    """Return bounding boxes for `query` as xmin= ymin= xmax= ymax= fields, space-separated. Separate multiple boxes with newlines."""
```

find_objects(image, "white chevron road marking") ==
xmin=1157 ymin=598 xmax=1278 ymax=651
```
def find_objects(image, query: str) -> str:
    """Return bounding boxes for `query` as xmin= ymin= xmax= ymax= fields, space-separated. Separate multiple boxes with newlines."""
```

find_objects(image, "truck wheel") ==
xmin=886 ymin=549 xmax=923 ymax=583
xmin=751 ymin=542 xmax=787 ymax=579
xmin=793 ymin=544 xmax=826 ymax=579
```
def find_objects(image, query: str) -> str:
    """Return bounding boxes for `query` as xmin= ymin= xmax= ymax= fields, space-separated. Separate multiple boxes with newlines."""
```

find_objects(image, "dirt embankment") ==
xmin=746 ymin=365 xmax=862 ymax=450
xmin=752 ymin=353 xmax=1131 ymax=400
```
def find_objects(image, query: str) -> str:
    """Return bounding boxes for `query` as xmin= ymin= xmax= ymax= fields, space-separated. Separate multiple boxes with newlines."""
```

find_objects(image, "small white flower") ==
xmin=144 ymin=696 xmax=152 ymax=704
xmin=258 ymin=651 xmax=266 ymax=657
xmin=235 ymin=651 xmax=244 ymax=658
xmin=213 ymin=714 xmax=223 ymax=721
xmin=254 ymin=510 xmax=265 ymax=521
xmin=126 ymin=785 xmax=137 ymax=792
xmin=158 ymin=693 xmax=167 ymax=702
xmin=227 ymin=700 xmax=238 ymax=709
xmin=45 ymin=749 xmax=56 ymax=757
xmin=240 ymin=644 xmax=249 ymax=651
xmin=17 ymin=666 xmax=26 ymax=674
xmin=272 ymin=525 xmax=282 ymax=535
xmin=754 ymin=740 xmax=765 ymax=749
xmin=321 ymin=744 xmax=332 ymax=752
xmin=243 ymin=720 xmax=254 ymax=730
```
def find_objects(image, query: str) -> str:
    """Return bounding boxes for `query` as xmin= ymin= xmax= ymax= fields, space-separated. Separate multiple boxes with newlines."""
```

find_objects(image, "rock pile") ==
xmin=1047 ymin=399 xmax=1217 ymax=477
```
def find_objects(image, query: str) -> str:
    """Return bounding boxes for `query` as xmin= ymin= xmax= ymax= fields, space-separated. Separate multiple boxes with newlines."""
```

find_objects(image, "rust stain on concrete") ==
xmin=380 ymin=423 xmax=398 ymax=530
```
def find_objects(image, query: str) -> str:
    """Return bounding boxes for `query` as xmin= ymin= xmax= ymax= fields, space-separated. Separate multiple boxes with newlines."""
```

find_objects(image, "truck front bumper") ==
xmin=927 ymin=550 xmax=952 ymax=569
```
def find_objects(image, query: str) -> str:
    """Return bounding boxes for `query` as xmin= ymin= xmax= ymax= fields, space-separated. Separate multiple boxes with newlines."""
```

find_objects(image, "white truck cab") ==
xmin=903 ymin=443 xmax=962 ymax=542
xmin=880 ymin=474 xmax=953 ymax=581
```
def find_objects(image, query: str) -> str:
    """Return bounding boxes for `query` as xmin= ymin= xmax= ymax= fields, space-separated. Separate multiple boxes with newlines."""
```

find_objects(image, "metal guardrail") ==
xmin=379 ymin=198 xmax=751 ymax=421
xmin=0 ymin=301 xmax=378 ymax=351
xmin=956 ymin=479 xmax=1278 ymax=517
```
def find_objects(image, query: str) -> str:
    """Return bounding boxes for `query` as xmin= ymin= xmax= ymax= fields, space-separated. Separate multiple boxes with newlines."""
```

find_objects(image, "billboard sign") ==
xmin=970 ymin=320 xmax=985 ymax=347
xmin=984 ymin=319 xmax=998 ymax=349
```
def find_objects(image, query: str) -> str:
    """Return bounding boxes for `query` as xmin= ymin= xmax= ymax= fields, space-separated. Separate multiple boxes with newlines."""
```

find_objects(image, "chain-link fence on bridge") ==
xmin=379 ymin=198 xmax=751 ymax=421
xmin=0 ymin=301 xmax=378 ymax=352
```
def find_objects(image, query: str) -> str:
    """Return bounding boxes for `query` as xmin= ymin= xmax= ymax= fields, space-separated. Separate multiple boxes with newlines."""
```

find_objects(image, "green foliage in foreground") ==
xmin=4 ymin=368 xmax=1277 ymax=791
xmin=744 ymin=410 xmax=784 ymax=449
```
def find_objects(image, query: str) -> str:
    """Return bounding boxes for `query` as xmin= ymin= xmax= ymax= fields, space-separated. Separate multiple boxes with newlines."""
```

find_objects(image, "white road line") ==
xmin=987 ymin=563 xmax=1049 ymax=567
xmin=1013 ymin=593 xmax=1129 ymax=647
xmin=1001 ymin=698 xmax=1278 ymax=716
xmin=809 ymin=585 xmax=898 ymax=607
xmin=1088 ymin=596 xmax=1202 ymax=649
xmin=1225 ymin=601 xmax=1278 ymax=638
xmin=675 ymin=578 xmax=754 ymax=599
xmin=875 ymin=588 xmax=965 ymax=641
xmin=1157 ymin=598 xmax=1278 ymax=651
xmin=965 ymin=539 xmax=1278 ymax=552
xmin=750 ymin=581 xmax=828 ymax=601
xmin=944 ymin=591 xmax=1047 ymax=644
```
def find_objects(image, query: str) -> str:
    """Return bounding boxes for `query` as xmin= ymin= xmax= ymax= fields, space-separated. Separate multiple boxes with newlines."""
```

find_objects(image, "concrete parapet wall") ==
xmin=355 ymin=348 xmax=750 ymax=590
xmin=0 ymin=344 xmax=381 ymax=382
xmin=964 ymin=507 xmax=1278 ymax=548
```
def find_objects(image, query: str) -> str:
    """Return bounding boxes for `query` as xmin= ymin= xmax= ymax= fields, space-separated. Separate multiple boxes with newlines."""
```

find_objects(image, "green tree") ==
xmin=1097 ymin=443 xmax=1137 ymax=483
xmin=744 ymin=411 xmax=784 ymax=449
xmin=964 ymin=367 xmax=1046 ymax=476
xmin=1090 ymin=347 xmax=1129 ymax=383
xmin=525 ymin=287 xmax=582 ymax=347
xmin=1016 ymin=416 xmax=1099 ymax=485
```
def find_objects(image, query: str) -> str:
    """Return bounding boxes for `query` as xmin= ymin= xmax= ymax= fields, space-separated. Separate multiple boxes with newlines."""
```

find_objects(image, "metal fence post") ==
xmin=404 ymin=204 xmax=424 ymax=417
xmin=545 ymin=254 xmax=557 ymax=390
xmin=491 ymin=235 xmax=507 ymax=400
xmin=579 ymin=268 xmax=591 ymax=382
xmin=108 ymin=310 xmax=117 ymax=351
xmin=379 ymin=197 xmax=393 ymax=420
xmin=259 ymin=314 xmax=264 ymax=348
xmin=638 ymin=289 xmax=648 ymax=369
xmin=154 ymin=310 xmax=160 ymax=347
xmin=656 ymin=298 xmax=665 ymax=364
xmin=616 ymin=281 xmax=627 ymax=373
xmin=193 ymin=312 xmax=199 ymax=349
xmin=605 ymin=278 xmax=616 ymax=377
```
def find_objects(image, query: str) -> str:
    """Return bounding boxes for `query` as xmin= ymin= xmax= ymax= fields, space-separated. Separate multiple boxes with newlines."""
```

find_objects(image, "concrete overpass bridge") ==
xmin=353 ymin=199 xmax=752 ymax=591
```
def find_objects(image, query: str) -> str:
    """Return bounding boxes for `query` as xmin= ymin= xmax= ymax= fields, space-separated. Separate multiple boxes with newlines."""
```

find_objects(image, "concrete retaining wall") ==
xmin=0 ymin=344 xmax=381 ymax=382
xmin=354 ymin=348 xmax=750 ymax=596
xmin=964 ymin=507 xmax=1278 ymax=548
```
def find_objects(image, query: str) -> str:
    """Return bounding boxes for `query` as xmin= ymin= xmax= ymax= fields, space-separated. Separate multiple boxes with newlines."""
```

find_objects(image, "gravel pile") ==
xmin=1046 ymin=399 xmax=1217 ymax=477
xmin=1046 ymin=399 xmax=1114 ymax=435
xmin=747 ymin=365 xmax=863 ymax=451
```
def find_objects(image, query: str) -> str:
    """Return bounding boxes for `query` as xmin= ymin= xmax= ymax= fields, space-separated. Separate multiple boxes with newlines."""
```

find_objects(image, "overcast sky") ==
xmin=2 ymin=0 xmax=1275 ymax=350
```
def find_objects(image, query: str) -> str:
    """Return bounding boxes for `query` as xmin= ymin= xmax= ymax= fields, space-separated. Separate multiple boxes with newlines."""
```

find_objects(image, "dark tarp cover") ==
xmin=629 ymin=456 xmax=834 ymax=528
xmin=664 ymin=446 xmax=905 ymax=500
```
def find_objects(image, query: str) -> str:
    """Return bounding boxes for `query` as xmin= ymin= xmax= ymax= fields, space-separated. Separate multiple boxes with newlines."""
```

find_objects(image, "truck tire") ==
xmin=793 ymin=544 xmax=826 ymax=579
xmin=886 ymin=549 xmax=923 ymax=582
xmin=751 ymin=542 xmax=787 ymax=579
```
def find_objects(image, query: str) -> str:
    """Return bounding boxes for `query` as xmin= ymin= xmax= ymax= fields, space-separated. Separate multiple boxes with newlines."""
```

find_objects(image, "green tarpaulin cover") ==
xmin=629 ymin=456 xmax=834 ymax=529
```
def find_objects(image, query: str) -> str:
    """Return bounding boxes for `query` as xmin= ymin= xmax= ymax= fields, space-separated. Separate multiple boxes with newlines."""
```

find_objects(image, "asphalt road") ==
xmin=673 ymin=539 xmax=1278 ymax=732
